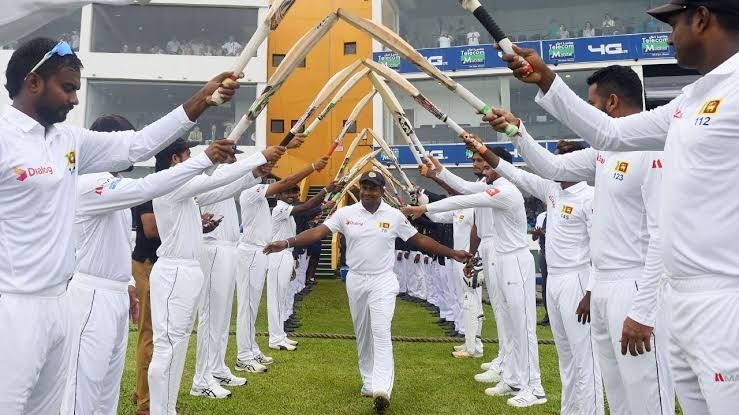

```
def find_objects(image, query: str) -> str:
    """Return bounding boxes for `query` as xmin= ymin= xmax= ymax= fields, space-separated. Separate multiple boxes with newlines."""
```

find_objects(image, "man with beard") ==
xmin=0 ymin=37 xmax=238 ymax=414
xmin=264 ymin=171 xmax=472 ymax=415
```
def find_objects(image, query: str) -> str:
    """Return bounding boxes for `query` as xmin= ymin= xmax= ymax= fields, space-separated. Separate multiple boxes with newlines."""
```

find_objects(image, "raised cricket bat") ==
xmin=458 ymin=0 xmax=533 ymax=76
xmin=365 ymin=71 xmax=425 ymax=165
xmin=327 ymin=89 xmax=376 ymax=156
xmin=211 ymin=0 xmax=298 ymax=105
xmin=371 ymin=159 xmax=410 ymax=194
xmin=227 ymin=12 xmax=338 ymax=142
xmin=333 ymin=129 xmax=369 ymax=179
xmin=337 ymin=9 xmax=518 ymax=136
xmin=279 ymin=60 xmax=364 ymax=146
xmin=303 ymin=67 xmax=372 ymax=139
xmin=366 ymin=128 xmax=414 ymax=190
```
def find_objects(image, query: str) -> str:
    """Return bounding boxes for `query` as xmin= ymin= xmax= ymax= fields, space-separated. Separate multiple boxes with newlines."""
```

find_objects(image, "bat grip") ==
xmin=327 ymin=142 xmax=340 ymax=156
xmin=472 ymin=7 xmax=506 ymax=42
xmin=279 ymin=131 xmax=296 ymax=147
xmin=209 ymin=74 xmax=239 ymax=106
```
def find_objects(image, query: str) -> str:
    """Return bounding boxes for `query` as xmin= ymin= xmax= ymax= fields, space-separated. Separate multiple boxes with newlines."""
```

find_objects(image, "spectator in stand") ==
xmin=188 ymin=126 xmax=203 ymax=143
xmin=467 ymin=31 xmax=481 ymax=46
xmin=222 ymin=35 xmax=242 ymax=56
xmin=643 ymin=17 xmax=659 ymax=33
xmin=135 ymin=45 xmax=143 ymax=53
xmin=547 ymin=19 xmax=559 ymax=40
xmin=191 ymin=39 xmax=204 ymax=56
xmin=558 ymin=24 xmax=570 ymax=39
xmin=180 ymin=41 xmax=193 ymax=56
xmin=583 ymin=21 xmax=596 ymax=37
xmin=438 ymin=32 xmax=452 ymax=48
xmin=602 ymin=13 xmax=616 ymax=34
xmin=70 ymin=30 xmax=80 ymax=50
xmin=166 ymin=36 xmax=181 ymax=54
xmin=122 ymin=44 xmax=130 ymax=53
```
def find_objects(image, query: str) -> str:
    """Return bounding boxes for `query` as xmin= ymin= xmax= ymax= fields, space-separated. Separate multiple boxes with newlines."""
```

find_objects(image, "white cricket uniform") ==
xmin=0 ymin=105 xmax=193 ymax=414
xmin=428 ymin=176 xmax=545 ymax=396
xmin=436 ymin=170 xmax=509 ymax=376
xmin=323 ymin=201 xmax=418 ymax=396
xmin=235 ymin=183 xmax=271 ymax=362
xmin=512 ymin=121 xmax=671 ymax=414
xmin=496 ymin=159 xmax=604 ymax=414
xmin=426 ymin=209 xmax=482 ymax=352
xmin=267 ymin=200 xmax=297 ymax=347
xmin=62 ymin=153 xmax=213 ymax=415
xmin=148 ymin=152 xmax=267 ymax=415
xmin=192 ymin=171 xmax=260 ymax=390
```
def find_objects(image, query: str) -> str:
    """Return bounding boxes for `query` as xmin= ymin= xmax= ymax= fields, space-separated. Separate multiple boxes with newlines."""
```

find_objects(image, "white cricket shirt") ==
xmin=324 ymin=201 xmax=418 ymax=275
xmin=238 ymin=183 xmax=271 ymax=247
xmin=427 ymin=176 xmax=529 ymax=255
xmin=74 ymin=152 xmax=213 ymax=282
xmin=535 ymin=57 xmax=739 ymax=282
xmin=496 ymin=159 xmax=594 ymax=272
xmin=437 ymin=169 xmax=496 ymax=241
xmin=0 ymin=105 xmax=194 ymax=294
xmin=270 ymin=200 xmax=296 ymax=252
xmin=200 ymin=169 xmax=261 ymax=244
xmin=426 ymin=208 xmax=475 ymax=252
xmin=154 ymin=152 xmax=267 ymax=261
xmin=512 ymin=122 xmax=663 ymax=325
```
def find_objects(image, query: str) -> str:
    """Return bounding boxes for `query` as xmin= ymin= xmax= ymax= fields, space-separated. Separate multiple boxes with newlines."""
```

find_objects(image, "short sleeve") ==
xmin=272 ymin=200 xmax=293 ymax=222
xmin=395 ymin=211 xmax=419 ymax=242
xmin=241 ymin=184 xmax=268 ymax=206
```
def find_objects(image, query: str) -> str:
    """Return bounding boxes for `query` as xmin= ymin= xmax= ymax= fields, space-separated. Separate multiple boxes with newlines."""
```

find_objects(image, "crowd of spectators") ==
xmin=119 ymin=35 xmax=244 ymax=56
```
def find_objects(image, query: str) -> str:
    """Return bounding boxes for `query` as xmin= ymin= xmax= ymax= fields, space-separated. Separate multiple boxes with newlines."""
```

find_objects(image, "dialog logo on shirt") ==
xmin=13 ymin=165 xmax=53 ymax=182
xmin=652 ymin=159 xmax=663 ymax=169
xmin=378 ymin=221 xmax=391 ymax=232
xmin=65 ymin=150 xmax=76 ymax=174
xmin=345 ymin=219 xmax=364 ymax=227
xmin=699 ymin=99 xmax=722 ymax=115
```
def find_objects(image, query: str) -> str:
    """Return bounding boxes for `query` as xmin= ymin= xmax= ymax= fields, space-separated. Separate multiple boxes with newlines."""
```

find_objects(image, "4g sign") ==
xmin=588 ymin=43 xmax=629 ymax=55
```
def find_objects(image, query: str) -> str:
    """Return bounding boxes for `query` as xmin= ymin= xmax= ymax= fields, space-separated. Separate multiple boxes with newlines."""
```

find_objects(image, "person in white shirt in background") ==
xmin=467 ymin=31 xmax=481 ymax=45
xmin=235 ymin=155 xmax=329 ymax=371
xmin=403 ymin=148 xmax=546 ymax=409
xmin=267 ymin=181 xmax=339 ymax=351
xmin=558 ymin=24 xmax=571 ymax=39
xmin=165 ymin=36 xmax=181 ymax=54
xmin=264 ymin=171 xmax=472 ymax=415
xmin=222 ymin=35 xmax=242 ymax=56
xmin=583 ymin=21 xmax=596 ymax=37
xmin=487 ymin=63 xmax=673 ymax=415
xmin=0 ymin=36 xmax=238 ymax=415
xmin=438 ymin=32 xmax=452 ymax=48
xmin=62 ymin=115 xmax=236 ymax=415
xmin=148 ymin=141 xmax=284 ymax=413
xmin=466 ymin=135 xmax=604 ymax=415
xmin=500 ymin=3 xmax=739 ymax=411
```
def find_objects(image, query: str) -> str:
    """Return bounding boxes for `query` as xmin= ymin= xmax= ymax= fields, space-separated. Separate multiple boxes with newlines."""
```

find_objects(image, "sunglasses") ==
xmin=25 ymin=41 xmax=74 ymax=79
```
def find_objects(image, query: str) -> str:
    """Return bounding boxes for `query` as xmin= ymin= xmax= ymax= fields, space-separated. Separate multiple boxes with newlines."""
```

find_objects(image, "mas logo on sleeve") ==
xmin=485 ymin=188 xmax=500 ymax=197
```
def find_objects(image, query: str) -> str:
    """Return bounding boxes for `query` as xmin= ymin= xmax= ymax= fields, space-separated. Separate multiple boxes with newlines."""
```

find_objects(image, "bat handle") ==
xmin=279 ymin=131 xmax=296 ymax=147
xmin=327 ymin=142 xmax=340 ymax=156
xmin=470 ymin=6 xmax=533 ymax=77
xmin=209 ymin=74 xmax=239 ymax=106
xmin=497 ymin=38 xmax=534 ymax=77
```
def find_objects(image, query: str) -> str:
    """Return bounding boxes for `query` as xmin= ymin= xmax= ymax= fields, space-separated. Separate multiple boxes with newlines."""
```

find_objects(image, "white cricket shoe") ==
xmin=286 ymin=338 xmax=298 ymax=346
xmin=484 ymin=382 xmax=518 ymax=397
xmin=480 ymin=358 xmax=502 ymax=372
xmin=235 ymin=358 xmax=268 ymax=373
xmin=507 ymin=390 xmax=547 ymax=408
xmin=213 ymin=373 xmax=247 ymax=386
xmin=452 ymin=350 xmax=483 ymax=359
xmin=269 ymin=343 xmax=297 ymax=351
xmin=453 ymin=344 xmax=465 ymax=352
xmin=255 ymin=353 xmax=274 ymax=365
xmin=474 ymin=370 xmax=501 ymax=384
xmin=190 ymin=384 xmax=231 ymax=399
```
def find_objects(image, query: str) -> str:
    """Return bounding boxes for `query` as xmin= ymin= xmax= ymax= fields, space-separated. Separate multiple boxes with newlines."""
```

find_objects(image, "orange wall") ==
xmin=266 ymin=0 xmax=374 ymax=186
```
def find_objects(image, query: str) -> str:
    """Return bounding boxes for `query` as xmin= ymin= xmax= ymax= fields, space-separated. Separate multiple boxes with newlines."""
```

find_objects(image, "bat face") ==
xmin=338 ymin=9 xmax=457 ymax=90
xmin=247 ymin=82 xmax=282 ymax=118
xmin=413 ymin=94 xmax=447 ymax=121
xmin=362 ymin=59 xmax=420 ymax=96
xmin=269 ymin=0 xmax=298 ymax=29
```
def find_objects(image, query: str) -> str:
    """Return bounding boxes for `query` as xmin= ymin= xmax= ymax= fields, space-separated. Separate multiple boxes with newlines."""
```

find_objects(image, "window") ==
xmin=86 ymin=80 xmax=257 ymax=145
xmin=2 ymin=10 xmax=82 ymax=51
xmin=91 ymin=5 xmax=258 ymax=55
xmin=271 ymin=119 xmax=285 ymax=134
xmin=272 ymin=54 xmax=285 ymax=67
xmin=290 ymin=120 xmax=305 ymax=133
xmin=344 ymin=42 xmax=357 ymax=55
xmin=342 ymin=120 xmax=357 ymax=134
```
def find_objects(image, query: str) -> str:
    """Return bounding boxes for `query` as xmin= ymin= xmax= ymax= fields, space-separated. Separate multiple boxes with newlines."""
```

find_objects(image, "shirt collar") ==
xmin=562 ymin=181 xmax=588 ymax=194
xmin=3 ymin=105 xmax=44 ymax=134
xmin=358 ymin=201 xmax=387 ymax=215
xmin=682 ymin=52 xmax=739 ymax=94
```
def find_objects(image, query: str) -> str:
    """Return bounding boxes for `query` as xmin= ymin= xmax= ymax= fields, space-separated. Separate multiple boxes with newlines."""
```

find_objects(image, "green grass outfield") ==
xmin=117 ymin=279 xmax=564 ymax=415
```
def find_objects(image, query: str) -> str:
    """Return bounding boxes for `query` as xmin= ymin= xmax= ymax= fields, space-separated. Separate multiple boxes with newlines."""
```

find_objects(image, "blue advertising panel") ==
xmin=376 ymin=140 xmax=587 ymax=167
xmin=373 ymin=33 xmax=673 ymax=73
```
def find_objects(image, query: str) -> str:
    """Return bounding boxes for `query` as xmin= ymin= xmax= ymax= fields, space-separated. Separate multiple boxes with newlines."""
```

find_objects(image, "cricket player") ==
xmin=501 ymin=4 xmax=739 ymax=410
xmin=264 ymin=171 xmax=472 ymax=415
xmin=468 ymin=136 xmax=604 ymax=414
xmin=0 ymin=37 xmax=238 ymax=414
xmin=148 ymin=141 xmax=284 ymax=413
xmin=404 ymin=148 xmax=546 ymax=408
xmin=267 ymin=182 xmax=338 ymax=350
xmin=62 ymin=115 xmax=236 ymax=414
xmin=235 ymin=156 xmax=329 ymax=371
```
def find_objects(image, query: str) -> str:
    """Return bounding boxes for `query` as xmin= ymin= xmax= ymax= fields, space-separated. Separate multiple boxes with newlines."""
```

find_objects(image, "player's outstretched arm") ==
xmin=263 ymin=225 xmax=332 ymax=254
xmin=266 ymin=156 xmax=329 ymax=197
xmin=406 ymin=233 xmax=472 ymax=264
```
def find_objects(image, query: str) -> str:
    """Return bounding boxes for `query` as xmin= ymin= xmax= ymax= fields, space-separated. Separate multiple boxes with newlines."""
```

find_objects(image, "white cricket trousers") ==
xmin=462 ymin=282 xmax=484 ymax=355
xmin=267 ymin=250 xmax=294 ymax=346
xmin=192 ymin=241 xmax=238 ymax=389
xmin=61 ymin=273 xmax=129 ymax=415
xmin=149 ymin=258 xmax=204 ymax=415
xmin=668 ymin=275 xmax=739 ymax=415
xmin=0 ymin=282 xmax=68 ymax=414
xmin=590 ymin=267 xmax=673 ymax=415
xmin=547 ymin=267 xmax=604 ymax=415
xmin=235 ymin=244 xmax=268 ymax=361
xmin=346 ymin=270 xmax=399 ymax=397
xmin=478 ymin=239 xmax=506 ymax=373
xmin=494 ymin=248 xmax=544 ymax=396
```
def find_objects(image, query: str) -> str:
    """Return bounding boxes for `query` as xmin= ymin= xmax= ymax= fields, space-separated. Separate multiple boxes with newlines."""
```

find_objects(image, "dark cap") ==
xmin=155 ymin=138 xmax=199 ymax=163
xmin=648 ymin=0 xmax=739 ymax=23
xmin=359 ymin=170 xmax=386 ymax=187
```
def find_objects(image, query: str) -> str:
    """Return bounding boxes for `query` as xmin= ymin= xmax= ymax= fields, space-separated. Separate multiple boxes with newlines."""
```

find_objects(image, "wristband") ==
xmin=474 ymin=141 xmax=487 ymax=154
xmin=285 ymin=239 xmax=292 ymax=248
xmin=311 ymin=163 xmax=317 ymax=171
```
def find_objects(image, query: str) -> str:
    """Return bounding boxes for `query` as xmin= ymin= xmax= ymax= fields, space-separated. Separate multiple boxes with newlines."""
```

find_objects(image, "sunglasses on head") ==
xmin=25 ymin=41 xmax=74 ymax=79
